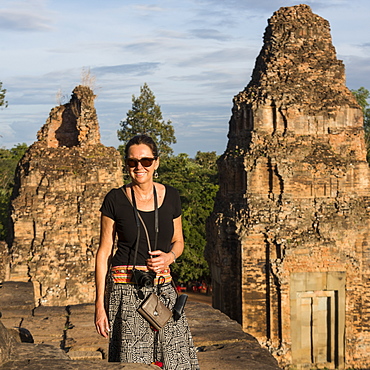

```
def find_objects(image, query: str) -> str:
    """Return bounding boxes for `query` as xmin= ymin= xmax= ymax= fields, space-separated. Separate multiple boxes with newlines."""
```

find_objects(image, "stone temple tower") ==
xmin=8 ymin=86 xmax=123 ymax=306
xmin=206 ymin=5 xmax=370 ymax=369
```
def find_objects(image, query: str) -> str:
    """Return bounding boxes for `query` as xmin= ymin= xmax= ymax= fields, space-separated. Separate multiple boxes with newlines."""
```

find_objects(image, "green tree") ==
xmin=352 ymin=87 xmax=370 ymax=113
xmin=352 ymin=87 xmax=370 ymax=161
xmin=158 ymin=151 xmax=219 ymax=283
xmin=117 ymin=83 xmax=176 ymax=156
xmin=0 ymin=143 xmax=28 ymax=240
xmin=0 ymin=82 xmax=8 ymax=108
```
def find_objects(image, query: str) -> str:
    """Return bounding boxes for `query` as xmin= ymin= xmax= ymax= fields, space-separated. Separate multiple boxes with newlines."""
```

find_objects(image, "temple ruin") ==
xmin=6 ymin=85 xmax=123 ymax=306
xmin=206 ymin=5 xmax=370 ymax=369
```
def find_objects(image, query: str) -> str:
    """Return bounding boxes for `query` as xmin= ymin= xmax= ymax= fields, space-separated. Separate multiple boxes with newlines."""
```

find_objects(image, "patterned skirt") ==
xmin=108 ymin=282 xmax=200 ymax=369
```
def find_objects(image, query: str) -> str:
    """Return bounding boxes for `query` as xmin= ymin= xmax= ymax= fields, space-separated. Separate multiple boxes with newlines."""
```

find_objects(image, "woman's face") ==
xmin=126 ymin=144 xmax=159 ymax=185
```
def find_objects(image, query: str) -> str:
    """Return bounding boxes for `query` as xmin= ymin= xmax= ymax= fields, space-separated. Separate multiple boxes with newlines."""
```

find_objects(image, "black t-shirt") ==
xmin=100 ymin=184 xmax=181 ymax=266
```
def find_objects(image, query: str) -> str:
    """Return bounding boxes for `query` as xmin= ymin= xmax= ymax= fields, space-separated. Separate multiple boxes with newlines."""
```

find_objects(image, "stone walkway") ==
xmin=0 ymin=282 xmax=280 ymax=369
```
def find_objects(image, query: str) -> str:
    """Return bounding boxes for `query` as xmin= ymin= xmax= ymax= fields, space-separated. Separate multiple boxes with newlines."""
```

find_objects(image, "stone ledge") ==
xmin=67 ymin=350 xmax=103 ymax=360
xmin=0 ymin=359 xmax=160 ymax=370
xmin=196 ymin=341 xmax=281 ymax=370
xmin=0 ymin=282 xmax=280 ymax=369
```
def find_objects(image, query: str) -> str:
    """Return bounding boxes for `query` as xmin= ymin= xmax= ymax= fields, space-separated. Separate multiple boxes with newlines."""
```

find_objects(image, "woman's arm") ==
xmin=147 ymin=215 xmax=184 ymax=271
xmin=168 ymin=215 xmax=184 ymax=262
xmin=94 ymin=214 xmax=115 ymax=338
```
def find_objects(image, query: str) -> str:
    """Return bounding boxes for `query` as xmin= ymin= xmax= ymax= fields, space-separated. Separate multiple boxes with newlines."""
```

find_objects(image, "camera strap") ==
xmin=121 ymin=185 xmax=159 ymax=271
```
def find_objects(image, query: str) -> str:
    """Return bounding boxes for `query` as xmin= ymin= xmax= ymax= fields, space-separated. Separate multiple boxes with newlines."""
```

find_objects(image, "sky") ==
xmin=1 ymin=0 xmax=370 ymax=157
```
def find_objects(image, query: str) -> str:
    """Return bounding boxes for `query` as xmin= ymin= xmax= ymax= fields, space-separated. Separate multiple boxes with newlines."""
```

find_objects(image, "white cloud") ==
xmin=93 ymin=63 xmax=161 ymax=77
xmin=133 ymin=4 xmax=165 ymax=12
xmin=1 ymin=0 xmax=369 ymax=156
xmin=189 ymin=29 xmax=232 ymax=41
xmin=0 ymin=0 xmax=54 ymax=32
xmin=0 ymin=9 xmax=53 ymax=31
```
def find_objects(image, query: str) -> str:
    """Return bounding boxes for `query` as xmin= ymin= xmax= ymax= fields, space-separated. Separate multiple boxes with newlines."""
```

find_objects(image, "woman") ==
xmin=95 ymin=134 xmax=199 ymax=369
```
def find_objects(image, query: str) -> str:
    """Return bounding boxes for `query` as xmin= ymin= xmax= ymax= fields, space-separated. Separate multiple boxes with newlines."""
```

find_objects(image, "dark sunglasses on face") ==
xmin=126 ymin=157 xmax=156 ymax=168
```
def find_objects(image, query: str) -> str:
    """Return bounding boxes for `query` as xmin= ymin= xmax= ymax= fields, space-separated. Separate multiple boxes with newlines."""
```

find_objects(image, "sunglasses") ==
xmin=126 ymin=157 xmax=156 ymax=168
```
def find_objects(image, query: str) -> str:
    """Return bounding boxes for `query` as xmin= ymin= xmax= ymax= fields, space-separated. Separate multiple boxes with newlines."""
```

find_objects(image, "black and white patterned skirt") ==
xmin=108 ymin=282 xmax=200 ymax=369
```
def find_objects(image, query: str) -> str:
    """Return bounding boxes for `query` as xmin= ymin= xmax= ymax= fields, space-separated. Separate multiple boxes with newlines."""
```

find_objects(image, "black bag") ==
xmin=173 ymin=294 xmax=188 ymax=321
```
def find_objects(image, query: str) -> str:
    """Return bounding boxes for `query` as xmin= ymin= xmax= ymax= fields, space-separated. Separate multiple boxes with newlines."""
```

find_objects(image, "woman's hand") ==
xmin=147 ymin=250 xmax=173 ymax=272
xmin=95 ymin=304 xmax=110 ymax=338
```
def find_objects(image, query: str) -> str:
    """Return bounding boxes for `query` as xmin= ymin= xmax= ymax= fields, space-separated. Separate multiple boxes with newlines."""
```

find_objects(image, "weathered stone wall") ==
xmin=206 ymin=5 xmax=370 ymax=369
xmin=0 ymin=241 xmax=10 ymax=283
xmin=37 ymin=86 xmax=101 ymax=148
xmin=0 ymin=320 xmax=15 ymax=366
xmin=7 ymin=86 xmax=123 ymax=306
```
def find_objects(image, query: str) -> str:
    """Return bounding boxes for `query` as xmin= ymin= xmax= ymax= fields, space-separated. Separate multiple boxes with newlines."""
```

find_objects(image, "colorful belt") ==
xmin=111 ymin=265 xmax=172 ymax=285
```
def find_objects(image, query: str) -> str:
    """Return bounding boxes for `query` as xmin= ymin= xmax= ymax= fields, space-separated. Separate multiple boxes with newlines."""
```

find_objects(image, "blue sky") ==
xmin=1 ymin=0 xmax=370 ymax=156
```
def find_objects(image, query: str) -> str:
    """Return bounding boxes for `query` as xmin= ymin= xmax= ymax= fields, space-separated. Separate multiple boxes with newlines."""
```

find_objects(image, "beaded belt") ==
xmin=111 ymin=265 xmax=172 ymax=285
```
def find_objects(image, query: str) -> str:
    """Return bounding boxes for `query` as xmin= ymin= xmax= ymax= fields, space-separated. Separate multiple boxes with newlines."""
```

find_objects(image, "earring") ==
xmin=154 ymin=170 xmax=159 ymax=179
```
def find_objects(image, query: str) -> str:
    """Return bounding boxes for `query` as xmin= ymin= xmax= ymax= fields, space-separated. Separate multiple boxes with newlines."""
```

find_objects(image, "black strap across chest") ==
xmin=122 ymin=185 xmax=159 ymax=268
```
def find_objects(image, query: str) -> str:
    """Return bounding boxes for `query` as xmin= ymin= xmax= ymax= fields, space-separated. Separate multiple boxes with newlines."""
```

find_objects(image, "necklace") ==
xmin=136 ymin=192 xmax=154 ymax=203
xmin=131 ymin=185 xmax=154 ymax=203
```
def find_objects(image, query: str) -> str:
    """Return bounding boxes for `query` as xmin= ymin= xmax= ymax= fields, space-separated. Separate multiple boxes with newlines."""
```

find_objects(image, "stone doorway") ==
xmin=290 ymin=272 xmax=345 ymax=369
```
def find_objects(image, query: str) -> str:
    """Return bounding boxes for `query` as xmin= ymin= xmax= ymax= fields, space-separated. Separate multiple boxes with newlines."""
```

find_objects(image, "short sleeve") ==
xmin=169 ymin=186 xmax=182 ymax=219
xmin=100 ymin=189 xmax=117 ymax=220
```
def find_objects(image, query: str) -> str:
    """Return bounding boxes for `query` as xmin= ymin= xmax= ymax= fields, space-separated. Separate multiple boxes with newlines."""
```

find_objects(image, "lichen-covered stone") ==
xmin=7 ymin=86 xmax=123 ymax=306
xmin=206 ymin=5 xmax=370 ymax=369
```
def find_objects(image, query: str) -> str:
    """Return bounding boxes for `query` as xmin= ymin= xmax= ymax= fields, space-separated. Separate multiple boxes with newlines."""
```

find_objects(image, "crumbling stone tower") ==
xmin=8 ymin=86 xmax=123 ymax=306
xmin=206 ymin=5 xmax=370 ymax=369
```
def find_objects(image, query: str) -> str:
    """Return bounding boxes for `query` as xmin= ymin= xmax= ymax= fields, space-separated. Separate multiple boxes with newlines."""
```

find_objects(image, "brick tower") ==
xmin=8 ymin=86 xmax=123 ymax=306
xmin=206 ymin=5 xmax=370 ymax=369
